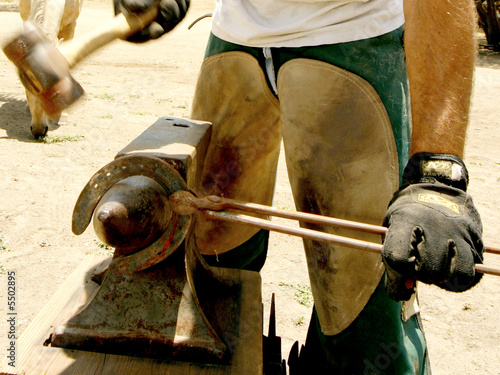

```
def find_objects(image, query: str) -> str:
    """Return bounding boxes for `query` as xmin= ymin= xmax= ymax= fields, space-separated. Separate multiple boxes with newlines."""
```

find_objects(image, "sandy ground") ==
xmin=0 ymin=0 xmax=499 ymax=373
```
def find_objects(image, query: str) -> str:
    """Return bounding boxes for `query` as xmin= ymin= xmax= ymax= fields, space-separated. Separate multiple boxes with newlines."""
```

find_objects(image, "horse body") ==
xmin=19 ymin=0 xmax=83 ymax=138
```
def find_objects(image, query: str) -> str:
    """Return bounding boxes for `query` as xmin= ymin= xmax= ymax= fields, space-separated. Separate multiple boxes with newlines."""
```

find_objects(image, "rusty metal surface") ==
xmin=184 ymin=228 xmax=258 ymax=358
xmin=72 ymin=154 xmax=191 ymax=273
xmin=50 ymin=247 xmax=229 ymax=363
xmin=49 ymin=155 xmax=241 ymax=363
xmin=115 ymin=117 xmax=212 ymax=191
xmin=40 ymin=121 xmax=270 ymax=367
xmin=92 ymin=176 xmax=172 ymax=253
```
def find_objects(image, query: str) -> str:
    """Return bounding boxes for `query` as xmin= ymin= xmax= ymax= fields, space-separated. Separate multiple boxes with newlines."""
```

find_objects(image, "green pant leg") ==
xmin=202 ymin=229 xmax=269 ymax=271
xmin=296 ymin=280 xmax=428 ymax=374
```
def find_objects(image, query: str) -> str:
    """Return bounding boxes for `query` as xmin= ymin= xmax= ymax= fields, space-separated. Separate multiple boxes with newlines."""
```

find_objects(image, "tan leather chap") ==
xmin=190 ymin=51 xmax=282 ymax=255
xmin=277 ymin=59 xmax=399 ymax=335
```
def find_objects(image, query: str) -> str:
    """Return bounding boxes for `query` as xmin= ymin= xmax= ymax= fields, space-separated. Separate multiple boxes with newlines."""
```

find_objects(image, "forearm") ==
xmin=403 ymin=0 xmax=477 ymax=158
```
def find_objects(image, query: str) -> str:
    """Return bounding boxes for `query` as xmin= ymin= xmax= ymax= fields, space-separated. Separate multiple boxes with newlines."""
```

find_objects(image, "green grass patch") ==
xmin=94 ymin=239 xmax=113 ymax=250
xmin=40 ymin=135 xmax=84 ymax=143
xmin=86 ymin=240 xmax=114 ymax=256
xmin=155 ymin=98 xmax=173 ymax=104
xmin=94 ymin=92 xmax=115 ymax=101
xmin=0 ymin=234 xmax=9 ymax=251
xmin=174 ymin=102 xmax=189 ymax=109
xmin=293 ymin=316 xmax=305 ymax=326
xmin=279 ymin=282 xmax=313 ymax=307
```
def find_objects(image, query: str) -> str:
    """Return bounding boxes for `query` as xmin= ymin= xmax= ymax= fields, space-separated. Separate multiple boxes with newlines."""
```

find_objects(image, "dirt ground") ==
xmin=0 ymin=0 xmax=499 ymax=373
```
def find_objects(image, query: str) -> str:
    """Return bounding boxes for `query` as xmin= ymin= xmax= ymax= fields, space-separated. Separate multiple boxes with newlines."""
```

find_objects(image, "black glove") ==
xmin=114 ymin=0 xmax=190 ymax=43
xmin=382 ymin=153 xmax=484 ymax=301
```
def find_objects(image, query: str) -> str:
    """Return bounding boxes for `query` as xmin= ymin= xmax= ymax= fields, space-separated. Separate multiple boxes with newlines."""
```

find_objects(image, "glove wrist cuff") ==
xmin=402 ymin=152 xmax=469 ymax=191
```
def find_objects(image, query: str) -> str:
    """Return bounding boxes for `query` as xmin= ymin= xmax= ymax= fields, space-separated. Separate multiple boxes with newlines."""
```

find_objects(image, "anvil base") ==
xmin=0 ymin=254 xmax=263 ymax=375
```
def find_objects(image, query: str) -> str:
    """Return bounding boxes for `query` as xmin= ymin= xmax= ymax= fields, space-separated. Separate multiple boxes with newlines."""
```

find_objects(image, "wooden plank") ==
xmin=230 ymin=269 xmax=263 ymax=374
xmin=0 ymin=254 xmax=263 ymax=375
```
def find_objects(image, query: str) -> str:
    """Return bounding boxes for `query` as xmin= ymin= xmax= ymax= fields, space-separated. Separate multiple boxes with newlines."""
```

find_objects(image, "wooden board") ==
xmin=0 ymin=254 xmax=263 ymax=375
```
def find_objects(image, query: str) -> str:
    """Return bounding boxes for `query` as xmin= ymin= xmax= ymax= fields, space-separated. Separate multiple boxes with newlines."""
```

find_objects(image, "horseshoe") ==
xmin=72 ymin=154 xmax=191 ymax=273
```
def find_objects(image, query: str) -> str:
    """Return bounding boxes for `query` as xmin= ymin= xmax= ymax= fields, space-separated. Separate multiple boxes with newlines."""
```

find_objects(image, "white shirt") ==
xmin=211 ymin=0 xmax=405 ymax=47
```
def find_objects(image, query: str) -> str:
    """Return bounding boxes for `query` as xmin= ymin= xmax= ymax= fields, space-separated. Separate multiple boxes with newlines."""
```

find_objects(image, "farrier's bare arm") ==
xmin=382 ymin=0 xmax=482 ymax=303
xmin=403 ymin=0 xmax=477 ymax=158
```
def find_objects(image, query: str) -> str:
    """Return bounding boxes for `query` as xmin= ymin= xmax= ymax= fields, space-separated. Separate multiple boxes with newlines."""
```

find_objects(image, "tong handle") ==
xmin=168 ymin=191 xmax=500 ymax=276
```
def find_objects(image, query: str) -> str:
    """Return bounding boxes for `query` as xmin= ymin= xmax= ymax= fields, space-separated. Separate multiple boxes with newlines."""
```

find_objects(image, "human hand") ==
xmin=382 ymin=153 xmax=484 ymax=301
xmin=114 ymin=0 xmax=190 ymax=42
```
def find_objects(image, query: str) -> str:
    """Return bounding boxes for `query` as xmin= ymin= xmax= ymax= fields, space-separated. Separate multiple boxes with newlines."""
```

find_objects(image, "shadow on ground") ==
xmin=0 ymin=93 xmax=36 ymax=141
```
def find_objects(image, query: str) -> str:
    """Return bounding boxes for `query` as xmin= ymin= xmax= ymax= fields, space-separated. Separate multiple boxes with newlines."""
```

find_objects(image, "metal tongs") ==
xmin=169 ymin=191 xmax=500 ymax=277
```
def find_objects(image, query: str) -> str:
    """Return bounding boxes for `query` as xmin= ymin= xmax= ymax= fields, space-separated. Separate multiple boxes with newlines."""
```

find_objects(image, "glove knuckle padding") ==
xmin=383 ymin=182 xmax=484 ymax=293
xmin=158 ymin=0 xmax=190 ymax=32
